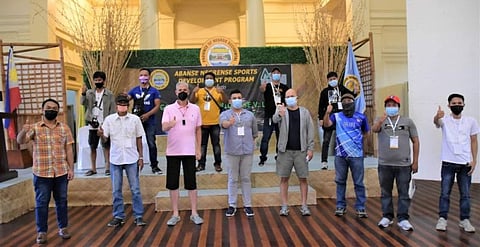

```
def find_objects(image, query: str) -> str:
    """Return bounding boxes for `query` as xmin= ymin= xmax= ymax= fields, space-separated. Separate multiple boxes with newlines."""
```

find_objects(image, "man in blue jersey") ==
xmin=323 ymin=93 xmax=370 ymax=218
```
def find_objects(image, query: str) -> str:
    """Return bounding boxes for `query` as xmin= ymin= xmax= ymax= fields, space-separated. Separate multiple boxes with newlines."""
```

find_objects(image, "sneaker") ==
xmin=36 ymin=232 xmax=47 ymax=244
xmin=214 ymin=163 xmax=223 ymax=172
xmin=397 ymin=220 xmax=414 ymax=231
xmin=279 ymin=205 xmax=289 ymax=216
xmin=196 ymin=165 xmax=205 ymax=172
xmin=85 ymin=170 xmax=97 ymax=176
xmin=321 ymin=162 xmax=328 ymax=170
xmin=258 ymin=156 xmax=267 ymax=167
xmin=459 ymin=219 xmax=476 ymax=233
xmin=105 ymin=170 xmax=110 ymax=176
xmin=436 ymin=217 xmax=447 ymax=231
xmin=107 ymin=218 xmax=125 ymax=227
xmin=300 ymin=205 xmax=311 ymax=216
xmin=134 ymin=217 xmax=147 ymax=226
xmin=58 ymin=227 xmax=71 ymax=239
xmin=335 ymin=207 xmax=346 ymax=216
xmin=167 ymin=215 xmax=181 ymax=226
xmin=244 ymin=207 xmax=255 ymax=217
xmin=226 ymin=206 xmax=237 ymax=217
xmin=152 ymin=167 xmax=163 ymax=174
xmin=190 ymin=214 xmax=204 ymax=225
xmin=378 ymin=217 xmax=393 ymax=228
xmin=356 ymin=209 xmax=368 ymax=218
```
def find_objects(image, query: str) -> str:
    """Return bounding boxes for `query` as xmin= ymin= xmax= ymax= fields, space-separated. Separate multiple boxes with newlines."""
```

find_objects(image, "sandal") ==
xmin=85 ymin=170 xmax=97 ymax=176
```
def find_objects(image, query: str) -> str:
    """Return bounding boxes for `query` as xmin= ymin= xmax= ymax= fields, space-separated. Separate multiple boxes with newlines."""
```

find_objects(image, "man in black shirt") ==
xmin=317 ymin=71 xmax=354 ymax=169
xmin=258 ymin=67 xmax=290 ymax=166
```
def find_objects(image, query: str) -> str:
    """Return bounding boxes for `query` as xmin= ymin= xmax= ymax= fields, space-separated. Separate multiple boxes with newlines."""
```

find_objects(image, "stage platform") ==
xmin=0 ymin=151 xmax=379 ymax=223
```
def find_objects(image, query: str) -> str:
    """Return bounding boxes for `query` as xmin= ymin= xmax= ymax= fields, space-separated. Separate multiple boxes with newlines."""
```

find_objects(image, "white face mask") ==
xmin=328 ymin=80 xmax=338 ymax=87
xmin=205 ymin=79 xmax=214 ymax=87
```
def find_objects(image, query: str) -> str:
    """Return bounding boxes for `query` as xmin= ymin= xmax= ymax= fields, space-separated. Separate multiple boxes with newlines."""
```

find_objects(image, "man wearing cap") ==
xmin=258 ymin=67 xmax=290 ymax=166
xmin=318 ymin=71 xmax=354 ymax=170
xmin=323 ymin=93 xmax=370 ymax=218
xmin=99 ymin=95 xmax=147 ymax=227
xmin=372 ymin=95 xmax=419 ymax=231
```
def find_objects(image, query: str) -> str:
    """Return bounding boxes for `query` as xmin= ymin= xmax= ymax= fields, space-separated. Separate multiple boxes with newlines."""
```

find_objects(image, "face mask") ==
xmin=231 ymin=99 xmax=243 ymax=109
xmin=44 ymin=110 xmax=58 ymax=120
xmin=95 ymin=83 xmax=104 ymax=89
xmin=450 ymin=105 xmax=464 ymax=115
xmin=342 ymin=102 xmax=355 ymax=117
xmin=385 ymin=106 xmax=399 ymax=117
xmin=117 ymin=105 xmax=128 ymax=113
xmin=139 ymin=75 xmax=149 ymax=84
xmin=178 ymin=91 xmax=188 ymax=101
xmin=328 ymin=80 xmax=338 ymax=87
xmin=205 ymin=79 xmax=214 ymax=87
xmin=285 ymin=97 xmax=297 ymax=107
xmin=272 ymin=73 xmax=281 ymax=81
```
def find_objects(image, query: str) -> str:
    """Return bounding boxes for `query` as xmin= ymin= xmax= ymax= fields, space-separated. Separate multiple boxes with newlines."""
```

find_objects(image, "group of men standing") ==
xmin=19 ymin=67 xmax=478 ymax=244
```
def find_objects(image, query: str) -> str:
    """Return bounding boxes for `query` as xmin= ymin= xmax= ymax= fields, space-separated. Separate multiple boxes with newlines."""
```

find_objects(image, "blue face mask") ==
xmin=272 ymin=73 xmax=281 ymax=81
xmin=328 ymin=79 xmax=338 ymax=87
xmin=231 ymin=99 xmax=243 ymax=109
xmin=285 ymin=96 xmax=297 ymax=107
xmin=386 ymin=106 xmax=399 ymax=117
xmin=205 ymin=79 xmax=214 ymax=87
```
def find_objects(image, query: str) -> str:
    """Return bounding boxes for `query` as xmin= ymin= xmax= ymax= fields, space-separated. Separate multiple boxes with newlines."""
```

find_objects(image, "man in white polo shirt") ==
xmin=434 ymin=93 xmax=478 ymax=233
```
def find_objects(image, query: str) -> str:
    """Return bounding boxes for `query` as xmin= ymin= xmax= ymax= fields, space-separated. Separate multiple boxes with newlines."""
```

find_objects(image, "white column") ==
xmin=140 ymin=0 xmax=160 ymax=49
xmin=246 ymin=0 xmax=265 ymax=47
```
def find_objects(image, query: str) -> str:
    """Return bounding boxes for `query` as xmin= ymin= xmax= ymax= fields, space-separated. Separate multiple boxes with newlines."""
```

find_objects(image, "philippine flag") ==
xmin=5 ymin=47 xmax=22 ymax=139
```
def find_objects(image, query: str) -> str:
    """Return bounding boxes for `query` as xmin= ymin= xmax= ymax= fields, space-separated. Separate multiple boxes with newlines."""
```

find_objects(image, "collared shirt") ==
xmin=195 ymin=87 xmax=224 ymax=125
xmin=162 ymin=101 xmax=202 ymax=155
xmin=220 ymin=109 xmax=258 ymax=155
xmin=439 ymin=114 xmax=479 ymax=164
xmin=102 ymin=113 xmax=145 ymax=165
xmin=26 ymin=120 xmax=74 ymax=178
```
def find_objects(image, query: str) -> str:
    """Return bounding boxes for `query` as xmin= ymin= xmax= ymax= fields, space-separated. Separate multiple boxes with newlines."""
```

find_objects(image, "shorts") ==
xmin=166 ymin=156 xmax=197 ymax=190
xmin=276 ymin=150 xmax=309 ymax=178
xmin=88 ymin=129 xmax=110 ymax=149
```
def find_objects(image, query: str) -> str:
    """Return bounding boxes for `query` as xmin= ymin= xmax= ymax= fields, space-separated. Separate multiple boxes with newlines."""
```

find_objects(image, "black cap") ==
xmin=116 ymin=95 xmax=129 ymax=104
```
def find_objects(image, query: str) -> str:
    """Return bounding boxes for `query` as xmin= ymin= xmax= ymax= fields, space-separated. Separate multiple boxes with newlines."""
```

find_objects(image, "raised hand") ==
xmin=435 ymin=105 xmax=444 ymax=119
xmin=278 ymin=103 xmax=286 ymax=117
xmin=170 ymin=116 xmax=177 ymax=128
xmin=192 ymin=84 xmax=200 ymax=93
xmin=326 ymin=104 xmax=333 ymax=114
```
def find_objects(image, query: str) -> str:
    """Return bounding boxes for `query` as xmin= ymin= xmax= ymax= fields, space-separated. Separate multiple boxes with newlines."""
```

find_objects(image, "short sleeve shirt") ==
xmin=330 ymin=112 xmax=370 ymax=157
xmin=195 ymin=87 xmax=224 ymax=125
xmin=439 ymin=115 xmax=480 ymax=164
xmin=377 ymin=116 xmax=418 ymax=166
xmin=128 ymin=86 xmax=161 ymax=125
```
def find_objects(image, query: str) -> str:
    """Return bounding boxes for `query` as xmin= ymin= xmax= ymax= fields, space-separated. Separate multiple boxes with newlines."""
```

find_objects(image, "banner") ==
xmin=5 ymin=47 xmax=21 ymax=139
xmin=148 ymin=64 xmax=292 ymax=134
xmin=343 ymin=41 xmax=366 ymax=113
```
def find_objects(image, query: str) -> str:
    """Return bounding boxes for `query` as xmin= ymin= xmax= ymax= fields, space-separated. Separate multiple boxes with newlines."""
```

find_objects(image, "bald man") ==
xmin=272 ymin=89 xmax=315 ymax=216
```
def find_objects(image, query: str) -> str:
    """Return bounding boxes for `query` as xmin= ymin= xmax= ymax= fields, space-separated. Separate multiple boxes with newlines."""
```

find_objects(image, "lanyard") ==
xmin=387 ymin=116 xmax=400 ymax=136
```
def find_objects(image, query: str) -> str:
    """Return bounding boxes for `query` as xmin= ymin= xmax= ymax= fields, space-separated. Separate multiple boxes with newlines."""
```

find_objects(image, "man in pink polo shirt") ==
xmin=162 ymin=81 xmax=203 ymax=226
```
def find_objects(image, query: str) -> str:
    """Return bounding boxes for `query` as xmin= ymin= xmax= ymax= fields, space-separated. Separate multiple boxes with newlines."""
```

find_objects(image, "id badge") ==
xmin=274 ymin=95 xmax=281 ymax=105
xmin=337 ymin=102 xmax=343 ymax=110
xmin=390 ymin=136 xmax=399 ymax=149
xmin=204 ymin=102 xmax=211 ymax=111
xmin=237 ymin=126 xmax=245 ymax=136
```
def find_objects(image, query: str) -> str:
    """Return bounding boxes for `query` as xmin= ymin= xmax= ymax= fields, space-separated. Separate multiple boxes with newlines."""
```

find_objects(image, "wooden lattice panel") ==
xmin=357 ymin=58 xmax=373 ymax=107
xmin=13 ymin=62 xmax=65 ymax=114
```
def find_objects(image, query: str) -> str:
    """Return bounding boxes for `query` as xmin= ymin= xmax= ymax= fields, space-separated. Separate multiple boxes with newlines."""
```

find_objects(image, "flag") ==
xmin=5 ymin=47 xmax=22 ymax=139
xmin=343 ymin=41 xmax=366 ymax=114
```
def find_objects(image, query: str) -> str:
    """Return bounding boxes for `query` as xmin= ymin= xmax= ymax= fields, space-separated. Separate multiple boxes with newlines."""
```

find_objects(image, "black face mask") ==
xmin=95 ymin=83 xmax=104 ymax=89
xmin=450 ymin=105 xmax=464 ymax=115
xmin=44 ymin=110 xmax=58 ymax=120
xmin=342 ymin=102 xmax=355 ymax=117
xmin=178 ymin=92 xmax=188 ymax=101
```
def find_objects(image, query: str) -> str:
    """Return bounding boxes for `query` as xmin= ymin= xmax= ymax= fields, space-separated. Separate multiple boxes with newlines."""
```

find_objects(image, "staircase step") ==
xmin=155 ymin=185 xmax=317 ymax=211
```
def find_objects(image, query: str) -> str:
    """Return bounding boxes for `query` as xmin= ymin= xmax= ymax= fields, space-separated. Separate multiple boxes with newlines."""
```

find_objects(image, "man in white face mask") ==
xmin=317 ymin=71 xmax=354 ymax=170
xmin=371 ymin=95 xmax=419 ymax=231
xmin=190 ymin=72 xmax=228 ymax=172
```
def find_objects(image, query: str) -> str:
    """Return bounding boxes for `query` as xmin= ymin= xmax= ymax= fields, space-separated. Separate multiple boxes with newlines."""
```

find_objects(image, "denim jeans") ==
xmin=334 ymin=156 xmax=366 ymax=210
xmin=378 ymin=165 xmax=412 ymax=221
xmin=143 ymin=123 xmax=158 ymax=168
xmin=199 ymin=125 xmax=222 ymax=166
xmin=439 ymin=162 xmax=472 ymax=220
xmin=33 ymin=174 xmax=68 ymax=233
xmin=321 ymin=126 xmax=335 ymax=162
xmin=260 ymin=118 xmax=279 ymax=158
xmin=111 ymin=163 xmax=144 ymax=219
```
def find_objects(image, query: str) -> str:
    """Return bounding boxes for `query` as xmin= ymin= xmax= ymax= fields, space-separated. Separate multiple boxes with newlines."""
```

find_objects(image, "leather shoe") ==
xmin=196 ymin=165 xmax=205 ymax=172
xmin=58 ymin=228 xmax=71 ymax=239
xmin=214 ymin=163 xmax=222 ymax=172
xmin=36 ymin=232 xmax=47 ymax=244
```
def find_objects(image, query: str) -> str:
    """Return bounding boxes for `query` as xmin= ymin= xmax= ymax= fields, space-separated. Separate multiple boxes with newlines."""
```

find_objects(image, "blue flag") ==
xmin=343 ymin=41 xmax=366 ymax=113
